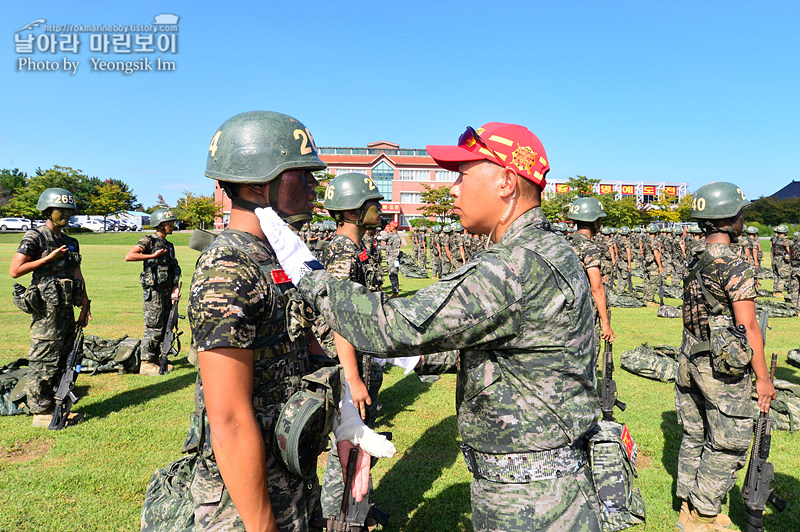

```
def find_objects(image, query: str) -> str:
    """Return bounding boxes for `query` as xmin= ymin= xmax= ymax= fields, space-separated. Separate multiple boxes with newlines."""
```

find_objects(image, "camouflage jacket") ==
xmin=298 ymin=207 xmax=600 ymax=454
xmin=430 ymin=234 xmax=441 ymax=257
xmin=773 ymin=235 xmax=790 ymax=258
xmin=137 ymin=233 xmax=181 ymax=289
xmin=187 ymin=229 xmax=313 ymax=459
xmin=748 ymin=235 xmax=763 ymax=261
xmin=571 ymin=232 xmax=602 ymax=272
xmin=386 ymin=232 xmax=401 ymax=259
xmin=642 ymin=235 xmax=659 ymax=265
xmin=682 ymin=242 xmax=756 ymax=342
xmin=17 ymin=225 xmax=81 ymax=288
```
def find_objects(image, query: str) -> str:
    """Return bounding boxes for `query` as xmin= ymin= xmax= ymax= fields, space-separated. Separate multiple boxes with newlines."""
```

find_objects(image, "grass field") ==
xmin=0 ymin=231 xmax=798 ymax=531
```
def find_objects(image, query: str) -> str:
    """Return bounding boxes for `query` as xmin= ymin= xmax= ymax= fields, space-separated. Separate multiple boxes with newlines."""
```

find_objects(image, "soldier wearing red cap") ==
xmin=257 ymin=122 xmax=603 ymax=531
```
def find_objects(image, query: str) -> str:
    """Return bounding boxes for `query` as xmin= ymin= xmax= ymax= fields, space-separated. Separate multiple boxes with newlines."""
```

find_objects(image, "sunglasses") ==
xmin=458 ymin=126 xmax=507 ymax=168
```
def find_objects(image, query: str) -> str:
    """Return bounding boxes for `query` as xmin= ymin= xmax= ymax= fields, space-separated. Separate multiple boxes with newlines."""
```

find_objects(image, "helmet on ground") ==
xmin=323 ymin=173 xmax=383 ymax=212
xmin=690 ymin=182 xmax=750 ymax=220
xmin=150 ymin=208 xmax=178 ymax=228
xmin=567 ymin=197 xmax=606 ymax=222
xmin=37 ymin=188 xmax=77 ymax=212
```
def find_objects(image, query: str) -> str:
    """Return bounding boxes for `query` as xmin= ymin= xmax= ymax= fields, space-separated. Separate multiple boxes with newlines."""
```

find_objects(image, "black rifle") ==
xmin=49 ymin=301 xmax=90 ymax=430
xmin=600 ymin=340 xmax=626 ymax=422
xmin=658 ymin=274 xmax=665 ymax=307
xmin=742 ymin=353 xmax=787 ymax=532
xmin=159 ymin=283 xmax=184 ymax=375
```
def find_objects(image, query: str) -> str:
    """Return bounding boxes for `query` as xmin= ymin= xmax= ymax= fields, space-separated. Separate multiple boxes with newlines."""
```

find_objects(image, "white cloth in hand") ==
xmin=378 ymin=356 xmax=421 ymax=375
xmin=333 ymin=382 xmax=396 ymax=458
xmin=255 ymin=207 xmax=317 ymax=284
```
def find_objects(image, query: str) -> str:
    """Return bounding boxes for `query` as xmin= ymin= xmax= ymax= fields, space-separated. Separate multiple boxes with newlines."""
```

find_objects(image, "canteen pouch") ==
xmin=12 ymin=283 xmax=44 ymax=315
xmin=40 ymin=278 xmax=73 ymax=306
xmin=156 ymin=265 xmax=171 ymax=286
xmin=708 ymin=314 xmax=752 ymax=377
xmin=589 ymin=421 xmax=646 ymax=531
xmin=140 ymin=269 xmax=156 ymax=288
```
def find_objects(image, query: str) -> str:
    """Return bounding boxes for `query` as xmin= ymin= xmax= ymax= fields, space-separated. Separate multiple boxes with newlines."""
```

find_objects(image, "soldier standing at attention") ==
xmin=744 ymin=226 xmax=761 ymax=270
xmin=429 ymin=224 xmax=442 ymax=278
xmin=9 ymin=188 xmax=90 ymax=427
xmin=788 ymin=232 xmax=800 ymax=309
xmin=771 ymin=225 xmax=791 ymax=300
xmin=642 ymin=224 xmax=664 ymax=306
xmin=614 ymin=226 xmax=633 ymax=294
xmin=568 ymin=198 xmax=616 ymax=347
xmin=385 ymin=221 xmax=401 ymax=297
xmin=124 ymin=208 xmax=181 ymax=375
xmin=141 ymin=111 xmax=393 ymax=532
xmin=257 ymin=122 xmax=603 ymax=532
xmin=318 ymin=172 xmax=386 ymax=517
xmin=440 ymin=224 xmax=453 ymax=275
xmin=676 ymin=182 xmax=775 ymax=532
xmin=420 ymin=226 xmax=430 ymax=270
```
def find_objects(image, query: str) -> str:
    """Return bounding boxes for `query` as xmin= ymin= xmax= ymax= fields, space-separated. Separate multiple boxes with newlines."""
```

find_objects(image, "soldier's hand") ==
xmin=337 ymin=441 xmax=372 ymax=502
xmin=755 ymin=377 xmax=776 ymax=413
xmin=348 ymin=378 xmax=371 ymax=420
xmin=601 ymin=323 xmax=616 ymax=343
xmin=46 ymin=245 xmax=68 ymax=262
xmin=152 ymin=249 xmax=168 ymax=258
xmin=171 ymin=285 xmax=181 ymax=304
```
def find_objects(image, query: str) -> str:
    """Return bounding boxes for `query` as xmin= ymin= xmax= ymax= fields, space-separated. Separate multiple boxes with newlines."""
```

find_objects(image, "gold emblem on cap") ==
xmin=511 ymin=145 xmax=538 ymax=176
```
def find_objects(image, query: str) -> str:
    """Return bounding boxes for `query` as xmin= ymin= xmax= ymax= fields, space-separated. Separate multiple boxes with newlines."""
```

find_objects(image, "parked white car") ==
xmin=80 ymin=219 xmax=110 ymax=232
xmin=0 ymin=217 xmax=32 ymax=231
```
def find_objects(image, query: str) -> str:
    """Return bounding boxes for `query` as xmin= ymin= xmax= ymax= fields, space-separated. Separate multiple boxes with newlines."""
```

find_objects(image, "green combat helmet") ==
xmin=443 ymin=224 xmax=453 ymax=233
xmin=746 ymin=226 xmax=759 ymax=235
xmin=619 ymin=226 xmax=631 ymax=235
xmin=567 ymin=197 xmax=606 ymax=222
xmin=452 ymin=222 xmax=463 ymax=232
xmin=205 ymin=110 xmax=326 ymax=226
xmin=601 ymin=226 xmax=611 ymax=235
xmin=324 ymin=172 xmax=384 ymax=227
xmin=673 ymin=226 xmax=683 ymax=235
xmin=150 ymin=208 xmax=177 ymax=228
xmin=776 ymin=224 xmax=789 ymax=234
xmin=432 ymin=225 xmax=442 ymax=233
xmin=647 ymin=223 xmax=659 ymax=234
xmin=37 ymin=188 xmax=78 ymax=212
xmin=690 ymin=182 xmax=750 ymax=220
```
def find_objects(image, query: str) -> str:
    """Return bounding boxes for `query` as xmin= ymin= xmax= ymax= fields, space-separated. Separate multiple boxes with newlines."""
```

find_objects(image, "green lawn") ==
xmin=0 ymin=233 xmax=798 ymax=531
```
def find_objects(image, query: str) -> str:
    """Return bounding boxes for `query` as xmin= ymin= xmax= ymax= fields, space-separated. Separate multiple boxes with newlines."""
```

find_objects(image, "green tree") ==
xmin=3 ymin=166 xmax=89 ymax=219
xmin=175 ymin=191 xmax=221 ymax=229
xmin=419 ymin=184 xmax=455 ymax=223
xmin=648 ymin=192 xmax=682 ymax=223
xmin=0 ymin=169 xmax=28 ymax=213
xmin=89 ymin=183 xmax=134 ymax=229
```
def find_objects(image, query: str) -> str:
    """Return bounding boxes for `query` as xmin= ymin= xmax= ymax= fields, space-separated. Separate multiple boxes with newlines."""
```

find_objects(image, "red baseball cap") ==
xmin=426 ymin=123 xmax=550 ymax=188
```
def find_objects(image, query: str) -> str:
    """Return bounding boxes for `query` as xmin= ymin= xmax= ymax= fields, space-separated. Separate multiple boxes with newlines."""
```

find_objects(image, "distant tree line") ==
xmin=0 ymin=166 xmax=221 ymax=229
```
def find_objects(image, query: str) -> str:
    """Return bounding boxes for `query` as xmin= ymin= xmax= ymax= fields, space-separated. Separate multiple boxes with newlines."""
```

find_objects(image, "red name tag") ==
xmin=271 ymin=269 xmax=291 ymax=284
xmin=358 ymin=250 xmax=369 ymax=261
xmin=621 ymin=424 xmax=636 ymax=461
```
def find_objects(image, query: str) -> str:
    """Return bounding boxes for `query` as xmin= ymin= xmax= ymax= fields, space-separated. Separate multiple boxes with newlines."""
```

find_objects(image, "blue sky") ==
xmin=2 ymin=1 xmax=798 ymax=208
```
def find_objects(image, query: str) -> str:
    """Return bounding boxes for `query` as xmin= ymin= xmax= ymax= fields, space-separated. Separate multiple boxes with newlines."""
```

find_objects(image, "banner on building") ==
xmin=381 ymin=203 xmax=401 ymax=213
xmin=621 ymin=185 xmax=635 ymax=195
xmin=599 ymin=184 xmax=614 ymax=194
xmin=642 ymin=185 xmax=656 ymax=195
xmin=664 ymin=186 xmax=677 ymax=196
xmin=555 ymin=184 xmax=570 ymax=193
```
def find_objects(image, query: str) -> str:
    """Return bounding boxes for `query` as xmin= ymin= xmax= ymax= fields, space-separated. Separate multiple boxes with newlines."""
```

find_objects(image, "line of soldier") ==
xmin=408 ymin=222 xmax=488 ymax=278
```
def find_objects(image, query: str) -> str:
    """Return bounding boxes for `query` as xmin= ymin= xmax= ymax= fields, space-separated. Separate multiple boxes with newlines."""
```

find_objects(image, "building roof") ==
xmin=770 ymin=180 xmax=800 ymax=199
xmin=319 ymin=152 xmax=439 ymax=167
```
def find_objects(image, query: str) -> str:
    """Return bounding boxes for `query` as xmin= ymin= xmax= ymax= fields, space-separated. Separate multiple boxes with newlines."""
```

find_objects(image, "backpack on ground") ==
xmin=620 ymin=344 xmax=679 ymax=383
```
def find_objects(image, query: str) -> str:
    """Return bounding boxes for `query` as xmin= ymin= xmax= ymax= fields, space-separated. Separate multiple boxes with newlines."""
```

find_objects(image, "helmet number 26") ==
xmin=293 ymin=128 xmax=317 ymax=155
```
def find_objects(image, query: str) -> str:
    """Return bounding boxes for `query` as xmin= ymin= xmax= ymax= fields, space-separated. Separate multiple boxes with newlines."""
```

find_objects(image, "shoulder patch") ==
xmin=271 ymin=269 xmax=292 ymax=285
xmin=358 ymin=250 xmax=369 ymax=262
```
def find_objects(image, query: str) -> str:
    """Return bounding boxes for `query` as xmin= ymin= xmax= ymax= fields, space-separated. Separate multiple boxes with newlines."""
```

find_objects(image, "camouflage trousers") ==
xmin=430 ymin=254 xmax=441 ymax=278
xmin=418 ymin=248 xmax=427 ymax=270
xmin=26 ymin=305 xmax=76 ymax=413
xmin=142 ymin=287 xmax=171 ymax=363
xmin=320 ymin=359 xmax=384 ymax=518
xmin=440 ymin=258 xmax=452 ymax=277
xmin=641 ymin=262 xmax=660 ymax=302
xmin=675 ymin=354 xmax=753 ymax=515
xmin=470 ymin=465 xmax=602 ymax=532
xmin=787 ymin=265 xmax=800 ymax=308
xmin=613 ymin=263 xmax=631 ymax=294
xmin=773 ymin=257 xmax=791 ymax=292
xmin=600 ymin=259 xmax=613 ymax=281
xmin=186 ymin=452 xmax=323 ymax=532
xmin=662 ymin=251 xmax=674 ymax=278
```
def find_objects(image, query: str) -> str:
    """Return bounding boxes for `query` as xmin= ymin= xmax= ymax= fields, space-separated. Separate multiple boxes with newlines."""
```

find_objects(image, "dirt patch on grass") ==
xmin=0 ymin=438 xmax=53 ymax=464
xmin=636 ymin=452 xmax=653 ymax=469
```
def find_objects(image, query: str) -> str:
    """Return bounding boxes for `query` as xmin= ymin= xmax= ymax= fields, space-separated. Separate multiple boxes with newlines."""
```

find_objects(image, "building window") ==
xmin=334 ymin=168 xmax=364 ymax=176
xmin=400 ymin=215 xmax=421 ymax=226
xmin=400 ymin=192 xmax=421 ymax=204
xmin=399 ymin=169 xmax=430 ymax=181
xmin=372 ymin=161 xmax=394 ymax=201
xmin=435 ymin=170 xmax=458 ymax=182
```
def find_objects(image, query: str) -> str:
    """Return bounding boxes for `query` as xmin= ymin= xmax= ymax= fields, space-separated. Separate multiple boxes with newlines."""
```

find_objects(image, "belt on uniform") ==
xmin=461 ymin=442 xmax=587 ymax=484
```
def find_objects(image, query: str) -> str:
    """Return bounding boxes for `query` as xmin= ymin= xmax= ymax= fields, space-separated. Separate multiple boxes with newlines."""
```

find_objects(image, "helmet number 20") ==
xmin=293 ymin=128 xmax=317 ymax=155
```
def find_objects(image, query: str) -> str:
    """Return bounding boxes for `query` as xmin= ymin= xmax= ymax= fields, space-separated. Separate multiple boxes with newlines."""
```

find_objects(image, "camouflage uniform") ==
xmin=747 ymin=234 xmax=762 ymax=267
xmin=17 ymin=226 xmax=82 ymax=413
xmin=449 ymin=231 xmax=465 ymax=270
xmin=676 ymin=242 xmax=756 ymax=516
xmin=788 ymin=236 xmax=800 ymax=308
xmin=298 ymin=208 xmax=603 ymax=532
xmin=137 ymin=233 xmax=181 ymax=364
xmin=430 ymin=232 xmax=442 ymax=277
xmin=772 ymin=235 xmax=791 ymax=293
xmin=613 ymin=234 xmax=632 ymax=294
xmin=318 ymin=234 xmax=384 ymax=517
xmin=571 ymin=233 xmax=606 ymax=354
xmin=641 ymin=234 xmax=661 ymax=303
xmin=386 ymin=231 xmax=402 ymax=294
xmin=440 ymin=231 xmax=452 ymax=276
xmin=595 ymin=234 xmax=614 ymax=284
xmin=672 ymin=233 xmax=686 ymax=279
xmin=418 ymin=231 xmax=429 ymax=270
xmin=181 ymin=229 xmax=321 ymax=531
